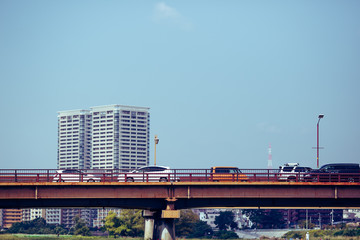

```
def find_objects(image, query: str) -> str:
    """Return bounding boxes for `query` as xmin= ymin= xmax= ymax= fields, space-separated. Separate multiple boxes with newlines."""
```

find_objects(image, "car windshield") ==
xmin=215 ymin=168 xmax=238 ymax=173
xmin=133 ymin=166 xmax=167 ymax=173
xmin=63 ymin=170 xmax=80 ymax=173
xmin=282 ymin=167 xmax=293 ymax=172
xmin=295 ymin=167 xmax=308 ymax=172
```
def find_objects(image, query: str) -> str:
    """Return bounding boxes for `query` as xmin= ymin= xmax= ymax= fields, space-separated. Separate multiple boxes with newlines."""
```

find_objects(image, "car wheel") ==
xmin=87 ymin=179 xmax=95 ymax=182
xmin=126 ymin=177 xmax=134 ymax=182
xmin=159 ymin=177 xmax=168 ymax=182
xmin=348 ymin=178 xmax=355 ymax=183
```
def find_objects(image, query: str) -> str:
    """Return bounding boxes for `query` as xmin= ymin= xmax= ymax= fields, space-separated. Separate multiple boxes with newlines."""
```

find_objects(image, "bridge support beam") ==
xmin=143 ymin=209 xmax=180 ymax=240
xmin=143 ymin=210 xmax=156 ymax=240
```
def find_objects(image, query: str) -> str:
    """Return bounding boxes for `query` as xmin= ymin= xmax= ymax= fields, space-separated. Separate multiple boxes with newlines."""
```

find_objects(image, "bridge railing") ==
xmin=0 ymin=169 xmax=58 ymax=183
xmin=0 ymin=169 xmax=359 ymax=183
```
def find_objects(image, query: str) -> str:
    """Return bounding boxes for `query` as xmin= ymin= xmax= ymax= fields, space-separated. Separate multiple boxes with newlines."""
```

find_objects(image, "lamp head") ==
xmin=318 ymin=114 xmax=324 ymax=119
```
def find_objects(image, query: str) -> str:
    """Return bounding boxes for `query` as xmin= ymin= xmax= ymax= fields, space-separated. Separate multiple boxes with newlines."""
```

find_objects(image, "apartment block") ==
xmin=22 ymin=209 xmax=45 ymax=222
xmin=57 ymin=105 xmax=150 ymax=170
xmin=1 ymin=209 xmax=22 ymax=229
xmin=93 ymin=208 xmax=122 ymax=228
xmin=90 ymin=105 xmax=150 ymax=169
xmin=58 ymin=110 xmax=92 ymax=169
xmin=61 ymin=209 xmax=97 ymax=229
xmin=52 ymin=104 xmax=150 ymax=228
xmin=45 ymin=208 xmax=62 ymax=225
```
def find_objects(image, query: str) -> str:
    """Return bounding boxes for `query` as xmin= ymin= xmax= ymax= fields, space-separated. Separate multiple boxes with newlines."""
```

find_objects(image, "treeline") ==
xmin=5 ymin=218 xmax=68 ymax=235
xmin=4 ymin=210 xmax=241 ymax=239
xmin=285 ymin=228 xmax=360 ymax=239
xmin=104 ymin=209 xmax=240 ymax=239
xmin=5 ymin=215 xmax=90 ymax=236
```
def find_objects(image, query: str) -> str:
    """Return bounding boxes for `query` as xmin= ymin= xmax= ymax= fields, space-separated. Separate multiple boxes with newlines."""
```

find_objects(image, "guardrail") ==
xmin=0 ymin=169 xmax=359 ymax=183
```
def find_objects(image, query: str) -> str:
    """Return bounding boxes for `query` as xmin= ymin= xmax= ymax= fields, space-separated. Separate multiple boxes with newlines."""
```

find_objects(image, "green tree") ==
xmin=6 ymin=217 xmax=67 ymax=235
xmin=54 ymin=225 xmax=68 ymax=235
xmin=243 ymin=209 xmax=285 ymax=229
xmin=73 ymin=215 xmax=91 ymax=236
xmin=188 ymin=220 xmax=214 ymax=238
xmin=298 ymin=220 xmax=316 ymax=229
xmin=118 ymin=209 xmax=144 ymax=237
xmin=104 ymin=211 xmax=122 ymax=237
xmin=104 ymin=209 xmax=144 ymax=237
xmin=175 ymin=209 xmax=199 ymax=237
xmin=214 ymin=211 xmax=238 ymax=231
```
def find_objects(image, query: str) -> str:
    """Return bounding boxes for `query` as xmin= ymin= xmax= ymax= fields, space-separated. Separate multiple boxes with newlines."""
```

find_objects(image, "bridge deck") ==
xmin=0 ymin=181 xmax=359 ymax=209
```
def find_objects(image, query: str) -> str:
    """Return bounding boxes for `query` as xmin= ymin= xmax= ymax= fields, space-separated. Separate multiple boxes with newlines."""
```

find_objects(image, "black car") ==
xmin=305 ymin=163 xmax=360 ymax=182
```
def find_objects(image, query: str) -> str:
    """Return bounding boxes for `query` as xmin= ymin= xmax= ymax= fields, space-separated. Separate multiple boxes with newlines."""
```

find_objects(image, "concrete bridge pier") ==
xmin=143 ymin=210 xmax=156 ymax=240
xmin=143 ymin=209 xmax=180 ymax=240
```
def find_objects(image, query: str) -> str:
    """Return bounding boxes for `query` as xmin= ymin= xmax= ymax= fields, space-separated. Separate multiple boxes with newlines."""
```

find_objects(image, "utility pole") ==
xmin=154 ymin=135 xmax=159 ymax=166
xmin=268 ymin=143 xmax=272 ymax=169
xmin=306 ymin=209 xmax=308 ymax=229
xmin=312 ymin=114 xmax=324 ymax=168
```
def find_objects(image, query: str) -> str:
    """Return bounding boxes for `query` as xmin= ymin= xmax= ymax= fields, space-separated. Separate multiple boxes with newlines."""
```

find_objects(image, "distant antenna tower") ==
xmin=268 ymin=143 xmax=273 ymax=169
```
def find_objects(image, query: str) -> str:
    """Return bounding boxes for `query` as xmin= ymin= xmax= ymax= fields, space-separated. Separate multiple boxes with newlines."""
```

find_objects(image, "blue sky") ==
xmin=0 ymin=0 xmax=359 ymax=169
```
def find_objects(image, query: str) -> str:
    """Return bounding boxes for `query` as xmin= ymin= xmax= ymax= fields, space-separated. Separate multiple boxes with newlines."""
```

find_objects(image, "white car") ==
xmin=53 ymin=169 xmax=100 ymax=182
xmin=118 ymin=166 xmax=177 ymax=182
xmin=278 ymin=163 xmax=312 ymax=182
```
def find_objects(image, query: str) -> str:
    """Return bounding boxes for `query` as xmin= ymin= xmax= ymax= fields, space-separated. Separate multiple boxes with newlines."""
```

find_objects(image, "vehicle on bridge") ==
xmin=278 ymin=163 xmax=312 ymax=182
xmin=304 ymin=163 xmax=360 ymax=182
xmin=209 ymin=166 xmax=248 ymax=182
xmin=118 ymin=166 xmax=179 ymax=182
xmin=53 ymin=169 xmax=100 ymax=182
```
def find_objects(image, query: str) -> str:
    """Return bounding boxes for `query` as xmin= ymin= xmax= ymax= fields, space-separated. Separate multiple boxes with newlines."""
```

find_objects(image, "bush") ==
xmin=5 ymin=218 xmax=67 ymax=235
xmin=313 ymin=231 xmax=325 ymax=237
xmin=283 ymin=231 xmax=303 ymax=239
xmin=214 ymin=230 xmax=238 ymax=239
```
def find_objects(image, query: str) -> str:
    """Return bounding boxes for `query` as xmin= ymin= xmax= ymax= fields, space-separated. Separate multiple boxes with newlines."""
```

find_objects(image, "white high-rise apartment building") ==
xmin=90 ymin=105 xmax=150 ymax=169
xmin=57 ymin=105 xmax=150 ymax=170
xmin=58 ymin=110 xmax=92 ymax=169
xmin=54 ymin=105 xmax=150 ymax=228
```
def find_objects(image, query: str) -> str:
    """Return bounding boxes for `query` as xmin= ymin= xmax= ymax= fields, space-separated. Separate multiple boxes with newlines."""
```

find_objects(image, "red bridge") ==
xmin=1 ymin=169 xmax=359 ymax=240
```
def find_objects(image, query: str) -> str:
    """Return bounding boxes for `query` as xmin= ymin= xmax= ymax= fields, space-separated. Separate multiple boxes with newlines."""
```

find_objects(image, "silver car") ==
xmin=278 ymin=163 xmax=312 ymax=182
xmin=118 ymin=166 xmax=177 ymax=182
xmin=53 ymin=169 xmax=100 ymax=182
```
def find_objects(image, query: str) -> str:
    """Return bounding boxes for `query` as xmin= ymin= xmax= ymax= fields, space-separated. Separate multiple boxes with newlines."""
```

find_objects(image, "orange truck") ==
xmin=210 ymin=166 xmax=248 ymax=182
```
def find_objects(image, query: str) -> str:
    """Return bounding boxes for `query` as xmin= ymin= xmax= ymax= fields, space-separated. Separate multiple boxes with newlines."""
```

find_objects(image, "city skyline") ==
xmin=1 ymin=1 xmax=360 ymax=170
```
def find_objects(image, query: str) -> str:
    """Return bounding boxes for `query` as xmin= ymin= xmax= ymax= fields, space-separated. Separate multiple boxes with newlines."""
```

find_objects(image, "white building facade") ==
xmin=90 ymin=105 xmax=150 ymax=169
xmin=57 ymin=105 xmax=150 ymax=170
xmin=45 ymin=209 xmax=61 ymax=225
xmin=22 ymin=209 xmax=45 ymax=222
xmin=93 ymin=208 xmax=122 ymax=228
xmin=52 ymin=105 xmax=150 ymax=228
xmin=57 ymin=110 xmax=92 ymax=169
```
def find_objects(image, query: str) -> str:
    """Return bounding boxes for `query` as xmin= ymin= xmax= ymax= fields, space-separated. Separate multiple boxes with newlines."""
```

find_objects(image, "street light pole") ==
xmin=317 ymin=114 xmax=324 ymax=168
xmin=154 ymin=135 xmax=159 ymax=166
